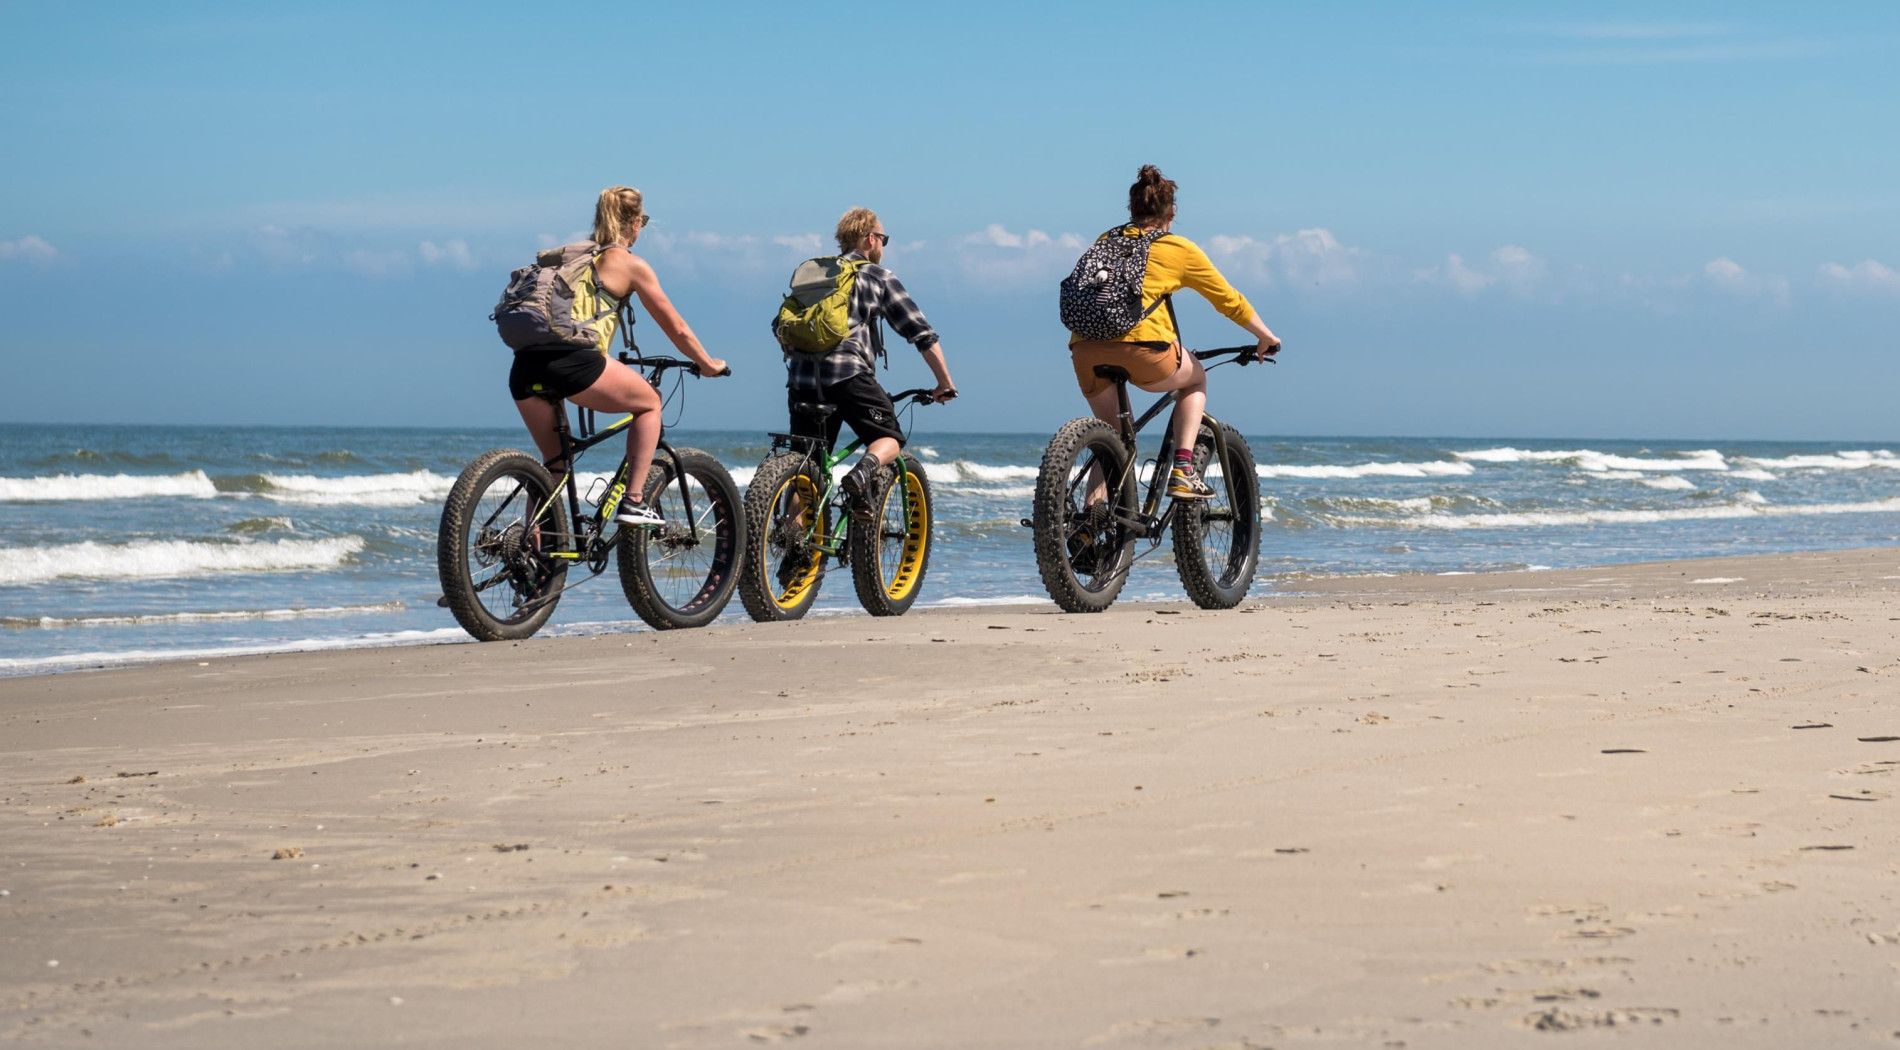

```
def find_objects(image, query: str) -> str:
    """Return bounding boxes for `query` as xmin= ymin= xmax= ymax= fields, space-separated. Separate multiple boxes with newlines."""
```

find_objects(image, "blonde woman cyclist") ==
xmin=1067 ymin=165 xmax=1281 ymax=499
xmin=507 ymin=185 xmax=728 ymax=525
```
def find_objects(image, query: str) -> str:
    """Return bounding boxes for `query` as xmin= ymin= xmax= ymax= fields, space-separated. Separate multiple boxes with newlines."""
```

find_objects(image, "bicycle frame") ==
xmin=765 ymin=388 xmax=935 ymax=558
xmin=766 ymin=429 xmax=894 ymax=558
xmin=1077 ymin=344 xmax=1260 ymax=545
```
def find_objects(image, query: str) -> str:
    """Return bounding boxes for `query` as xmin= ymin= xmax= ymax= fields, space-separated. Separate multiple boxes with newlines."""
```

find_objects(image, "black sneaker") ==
xmin=840 ymin=459 xmax=886 ymax=522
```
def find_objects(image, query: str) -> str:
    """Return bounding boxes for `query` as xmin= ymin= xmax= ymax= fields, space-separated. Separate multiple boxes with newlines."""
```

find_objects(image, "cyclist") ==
xmin=1067 ymin=165 xmax=1281 ymax=500
xmin=507 ymin=185 xmax=728 ymax=526
xmin=779 ymin=207 xmax=957 ymax=517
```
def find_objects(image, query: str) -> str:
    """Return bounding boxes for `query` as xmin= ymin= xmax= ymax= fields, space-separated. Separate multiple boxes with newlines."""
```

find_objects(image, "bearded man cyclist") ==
xmin=780 ymin=207 xmax=957 ymax=515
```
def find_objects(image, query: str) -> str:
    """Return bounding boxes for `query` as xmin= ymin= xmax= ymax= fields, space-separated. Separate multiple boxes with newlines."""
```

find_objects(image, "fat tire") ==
xmin=849 ymin=456 xmax=933 ymax=616
xmin=1172 ymin=423 xmax=1261 ymax=609
xmin=617 ymin=447 xmax=745 ymax=630
xmin=437 ymin=448 xmax=567 ymax=641
xmin=739 ymin=452 xmax=829 ymax=622
xmin=1032 ymin=417 xmax=1136 ymax=613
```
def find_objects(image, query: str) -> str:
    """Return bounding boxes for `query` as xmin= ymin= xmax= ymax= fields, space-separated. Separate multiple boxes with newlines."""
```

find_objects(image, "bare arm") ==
xmin=596 ymin=248 xmax=728 ymax=376
xmin=918 ymin=343 xmax=956 ymax=400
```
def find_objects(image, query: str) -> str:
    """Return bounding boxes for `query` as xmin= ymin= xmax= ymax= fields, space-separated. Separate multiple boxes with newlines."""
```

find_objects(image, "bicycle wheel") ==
xmin=739 ymin=451 xmax=829 ymax=622
xmin=1172 ymin=423 xmax=1261 ymax=609
xmin=618 ymin=447 xmax=745 ymax=630
xmin=437 ymin=449 xmax=567 ymax=641
xmin=849 ymin=456 xmax=933 ymax=616
xmin=1032 ymin=417 xmax=1137 ymax=613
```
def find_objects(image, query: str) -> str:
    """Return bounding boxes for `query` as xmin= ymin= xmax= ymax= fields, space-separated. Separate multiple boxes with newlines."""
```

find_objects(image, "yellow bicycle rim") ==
xmin=771 ymin=473 xmax=824 ymax=610
xmin=880 ymin=469 xmax=928 ymax=601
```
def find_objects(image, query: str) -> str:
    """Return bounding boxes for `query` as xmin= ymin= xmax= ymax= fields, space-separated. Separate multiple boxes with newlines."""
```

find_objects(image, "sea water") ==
xmin=2 ymin=422 xmax=1896 ymax=675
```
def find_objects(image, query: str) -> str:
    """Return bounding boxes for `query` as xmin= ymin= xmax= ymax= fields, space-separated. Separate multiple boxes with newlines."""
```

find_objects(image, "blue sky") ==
xmin=2 ymin=2 xmax=1897 ymax=440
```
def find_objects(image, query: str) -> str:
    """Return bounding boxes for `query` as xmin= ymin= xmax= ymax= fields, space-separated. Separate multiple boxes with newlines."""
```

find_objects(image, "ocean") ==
xmin=2 ymin=421 xmax=1897 ymax=676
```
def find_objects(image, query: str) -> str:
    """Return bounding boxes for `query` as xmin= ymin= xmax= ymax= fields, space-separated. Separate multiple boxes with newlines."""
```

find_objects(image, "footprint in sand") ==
xmin=740 ymin=1023 xmax=810 ymax=1043
xmin=814 ymin=937 xmax=922 ymax=960
xmin=1081 ymin=1016 xmax=1221 ymax=1046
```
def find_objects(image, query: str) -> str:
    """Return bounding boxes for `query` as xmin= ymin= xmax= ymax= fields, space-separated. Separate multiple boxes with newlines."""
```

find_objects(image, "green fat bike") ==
xmin=739 ymin=388 xmax=948 ymax=620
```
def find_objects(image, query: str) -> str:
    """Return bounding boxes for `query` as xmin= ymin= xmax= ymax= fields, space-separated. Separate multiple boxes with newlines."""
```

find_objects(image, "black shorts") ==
xmin=789 ymin=371 xmax=904 ymax=449
xmin=508 ymin=346 xmax=607 ymax=401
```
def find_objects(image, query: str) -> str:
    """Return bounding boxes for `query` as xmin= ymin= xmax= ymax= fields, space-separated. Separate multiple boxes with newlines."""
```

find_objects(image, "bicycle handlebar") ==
xmin=1193 ymin=343 xmax=1280 ymax=366
xmin=617 ymin=352 xmax=731 ymax=378
xmin=890 ymin=387 xmax=955 ymax=406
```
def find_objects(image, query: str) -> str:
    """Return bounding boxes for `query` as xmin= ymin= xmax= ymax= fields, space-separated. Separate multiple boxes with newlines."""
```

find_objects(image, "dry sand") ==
xmin=3 ymin=548 xmax=1898 ymax=1048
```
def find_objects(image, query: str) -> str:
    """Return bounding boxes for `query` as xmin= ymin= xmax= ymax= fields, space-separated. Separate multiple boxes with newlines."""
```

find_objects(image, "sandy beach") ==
xmin=3 ymin=548 xmax=1897 ymax=1048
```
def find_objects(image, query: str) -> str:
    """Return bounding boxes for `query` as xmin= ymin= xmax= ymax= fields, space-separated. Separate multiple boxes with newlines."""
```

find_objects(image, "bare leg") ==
xmin=513 ymin=397 xmax=568 ymax=488
xmin=569 ymin=359 xmax=663 ymax=495
xmin=1138 ymin=350 xmax=1208 ymax=456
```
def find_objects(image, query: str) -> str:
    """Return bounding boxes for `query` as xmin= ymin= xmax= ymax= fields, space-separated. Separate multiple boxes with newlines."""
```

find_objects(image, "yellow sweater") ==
xmin=1070 ymin=228 xmax=1255 ymax=347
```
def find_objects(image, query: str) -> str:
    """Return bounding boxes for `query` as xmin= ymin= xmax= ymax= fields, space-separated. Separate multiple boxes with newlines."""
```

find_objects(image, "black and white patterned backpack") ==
xmin=1058 ymin=225 xmax=1171 ymax=341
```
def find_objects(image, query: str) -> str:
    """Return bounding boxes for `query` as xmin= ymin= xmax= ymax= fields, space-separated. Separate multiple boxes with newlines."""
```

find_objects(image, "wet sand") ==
xmin=3 ymin=548 xmax=1898 ymax=1048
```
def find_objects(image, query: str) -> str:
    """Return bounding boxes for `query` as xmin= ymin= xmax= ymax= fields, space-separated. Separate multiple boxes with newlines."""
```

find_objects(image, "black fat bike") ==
xmin=1029 ymin=345 xmax=1266 ymax=613
xmin=437 ymin=353 xmax=744 ymax=639
xmin=739 ymin=388 xmax=947 ymax=620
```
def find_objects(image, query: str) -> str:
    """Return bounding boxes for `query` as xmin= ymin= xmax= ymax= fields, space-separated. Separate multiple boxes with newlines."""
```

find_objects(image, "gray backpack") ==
xmin=491 ymin=242 xmax=630 ymax=352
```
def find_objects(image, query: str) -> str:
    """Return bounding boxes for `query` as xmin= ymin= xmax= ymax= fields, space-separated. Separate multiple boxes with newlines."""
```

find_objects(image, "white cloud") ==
xmin=1818 ymin=258 xmax=1900 ymax=295
xmin=772 ymin=233 xmax=823 ymax=254
xmin=1415 ymin=245 xmax=1547 ymax=296
xmin=1207 ymin=228 xmax=1365 ymax=290
xmin=419 ymin=239 xmax=474 ymax=269
xmin=1703 ymin=256 xmax=1790 ymax=303
xmin=947 ymin=225 xmax=1087 ymax=288
xmin=0 ymin=235 xmax=57 ymax=262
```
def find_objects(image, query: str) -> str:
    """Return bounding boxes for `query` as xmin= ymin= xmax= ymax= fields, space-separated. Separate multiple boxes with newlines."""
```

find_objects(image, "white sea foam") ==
xmin=0 ymin=626 xmax=467 ymax=677
xmin=0 ymin=537 xmax=365 ymax=586
xmin=1454 ymin=447 xmax=1729 ymax=472
xmin=1640 ymin=476 xmax=1697 ymax=491
xmin=1737 ymin=490 xmax=1768 ymax=505
xmin=6 ymin=602 xmax=403 ymax=630
xmin=949 ymin=484 xmax=1035 ymax=500
xmin=1735 ymin=450 xmax=1899 ymax=470
xmin=259 ymin=471 xmax=454 ymax=506
xmin=1728 ymin=468 xmax=1778 ymax=481
xmin=0 ymin=471 xmax=219 ymax=502
xmin=915 ymin=446 xmax=940 ymax=460
xmin=1591 ymin=470 xmax=1645 ymax=481
xmin=925 ymin=594 xmax=1050 ymax=607
xmin=1336 ymin=497 xmax=1900 ymax=531
xmin=944 ymin=461 xmax=1040 ymax=483
xmin=1254 ymin=460 xmax=1475 ymax=480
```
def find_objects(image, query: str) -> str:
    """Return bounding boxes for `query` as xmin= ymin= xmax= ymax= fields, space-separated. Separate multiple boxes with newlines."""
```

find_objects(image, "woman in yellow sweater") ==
xmin=1068 ymin=165 xmax=1281 ymax=499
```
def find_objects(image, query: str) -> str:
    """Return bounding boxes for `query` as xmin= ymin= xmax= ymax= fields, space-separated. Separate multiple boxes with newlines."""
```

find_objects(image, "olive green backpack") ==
xmin=774 ymin=256 xmax=862 ymax=353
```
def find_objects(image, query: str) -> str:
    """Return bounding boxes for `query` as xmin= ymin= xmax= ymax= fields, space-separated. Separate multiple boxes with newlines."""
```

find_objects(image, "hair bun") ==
xmin=1137 ymin=164 xmax=1164 ymax=184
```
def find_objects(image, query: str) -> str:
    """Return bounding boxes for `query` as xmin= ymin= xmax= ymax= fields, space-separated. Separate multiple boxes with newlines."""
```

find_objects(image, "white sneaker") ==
xmin=614 ymin=500 xmax=663 ymax=527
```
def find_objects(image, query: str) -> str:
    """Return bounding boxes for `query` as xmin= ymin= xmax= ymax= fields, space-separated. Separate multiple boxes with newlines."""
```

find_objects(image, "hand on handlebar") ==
xmin=930 ymin=383 xmax=958 ymax=403
xmin=1254 ymin=338 xmax=1282 ymax=364
xmin=697 ymin=356 xmax=730 ymax=378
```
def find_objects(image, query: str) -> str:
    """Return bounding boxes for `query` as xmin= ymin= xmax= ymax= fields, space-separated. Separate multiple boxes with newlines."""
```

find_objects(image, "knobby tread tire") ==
xmin=437 ymin=448 xmax=566 ymax=641
xmin=739 ymin=452 xmax=828 ymax=622
xmin=1172 ymin=423 xmax=1261 ymax=610
xmin=1032 ymin=417 xmax=1135 ymax=613
xmin=849 ymin=456 xmax=933 ymax=616
xmin=617 ymin=447 xmax=745 ymax=630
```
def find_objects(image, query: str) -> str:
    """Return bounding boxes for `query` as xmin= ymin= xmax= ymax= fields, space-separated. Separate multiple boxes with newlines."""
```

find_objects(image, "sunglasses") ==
xmin=638 ymin=214 xmax=653 ymax=228
xmin=871 ymin=231 xmax=890 ymax=246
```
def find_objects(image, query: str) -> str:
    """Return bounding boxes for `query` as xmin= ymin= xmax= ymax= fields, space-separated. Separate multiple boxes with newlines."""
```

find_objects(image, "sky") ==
xmin=2 ymin=1 xmax=1897 ymax=441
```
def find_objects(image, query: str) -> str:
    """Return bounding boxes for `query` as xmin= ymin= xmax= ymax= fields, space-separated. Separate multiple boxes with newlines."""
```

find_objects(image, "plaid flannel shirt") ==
xmin=782 ymin=251 xmax=940 ymax=393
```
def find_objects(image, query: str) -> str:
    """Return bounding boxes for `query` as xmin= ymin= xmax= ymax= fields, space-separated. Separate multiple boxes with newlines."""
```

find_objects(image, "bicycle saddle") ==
xmin=792 ymin=401 xmax=837 ymax=421
xmin=1092 ymin=365 xmax=1132 ymax=383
